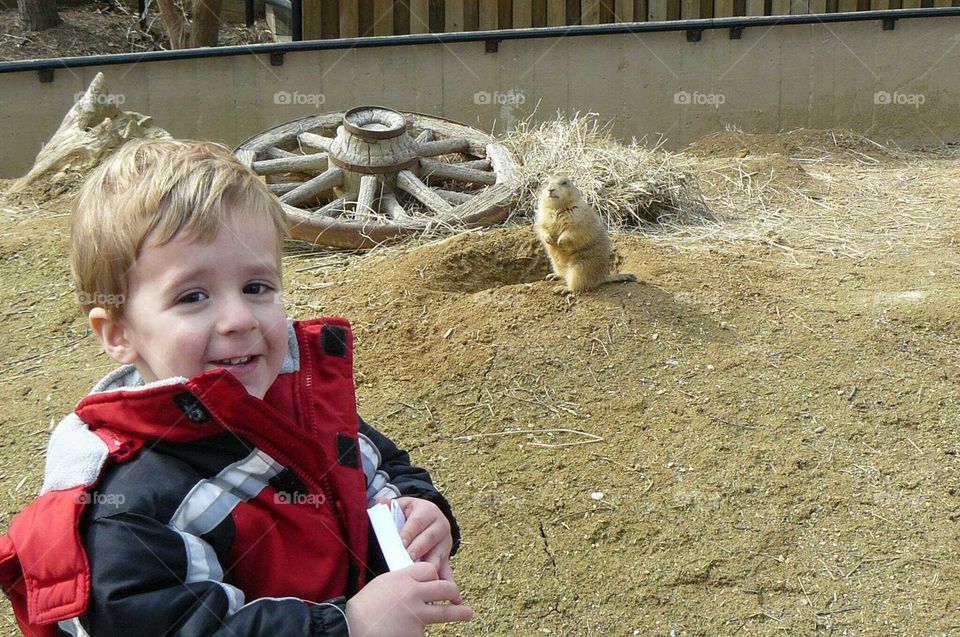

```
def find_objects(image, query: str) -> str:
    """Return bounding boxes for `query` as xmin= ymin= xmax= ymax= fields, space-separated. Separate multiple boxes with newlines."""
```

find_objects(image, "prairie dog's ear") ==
xmin=89 ymin=307 xmax=139 ymax=365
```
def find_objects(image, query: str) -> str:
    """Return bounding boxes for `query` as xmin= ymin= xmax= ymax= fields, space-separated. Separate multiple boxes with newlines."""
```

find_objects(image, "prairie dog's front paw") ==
xmin=545 ymin=273 xmax=562 ymax=281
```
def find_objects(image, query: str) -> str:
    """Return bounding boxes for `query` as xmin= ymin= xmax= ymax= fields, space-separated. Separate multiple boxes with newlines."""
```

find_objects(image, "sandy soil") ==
xmin=2 ymin=129 xmax=959 ymax=636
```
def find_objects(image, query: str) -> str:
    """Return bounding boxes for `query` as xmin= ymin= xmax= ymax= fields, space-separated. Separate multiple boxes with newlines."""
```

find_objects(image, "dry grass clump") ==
xmin=501 ymin=113 xmax=710 ymax=229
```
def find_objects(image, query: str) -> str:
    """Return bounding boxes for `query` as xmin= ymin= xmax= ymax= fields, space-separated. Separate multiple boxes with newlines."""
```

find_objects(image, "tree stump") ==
xmin=18 ymin=0 xmax=61 ymax=31
xmin=10 ymin=73 xmax=169 ymax=195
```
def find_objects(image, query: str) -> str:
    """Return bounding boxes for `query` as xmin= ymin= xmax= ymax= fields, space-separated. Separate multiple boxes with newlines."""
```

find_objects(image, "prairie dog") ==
xmin=535 ymin=176 xmax=637 ymax=293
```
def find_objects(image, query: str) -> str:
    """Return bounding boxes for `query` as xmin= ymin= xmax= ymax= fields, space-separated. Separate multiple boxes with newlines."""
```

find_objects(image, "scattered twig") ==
xmin=453 ymin=428 xmax=603 ymax=448
xmin=815 ymin=606 xmax=861 ymax=616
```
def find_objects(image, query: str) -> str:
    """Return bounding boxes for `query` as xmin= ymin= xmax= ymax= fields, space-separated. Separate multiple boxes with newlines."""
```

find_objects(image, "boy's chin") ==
xmin=242 ymin=381 xmax=270 ymax=400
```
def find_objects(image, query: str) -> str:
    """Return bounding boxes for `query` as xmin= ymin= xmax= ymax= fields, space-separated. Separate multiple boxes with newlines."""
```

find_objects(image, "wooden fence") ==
xmin=296 ymin=0 xmax=960 ymax=39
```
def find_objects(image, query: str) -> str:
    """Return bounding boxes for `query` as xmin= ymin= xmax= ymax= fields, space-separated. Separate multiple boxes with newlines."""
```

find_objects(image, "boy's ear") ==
xmin=89 ymin=307 xmax=138 ymax=365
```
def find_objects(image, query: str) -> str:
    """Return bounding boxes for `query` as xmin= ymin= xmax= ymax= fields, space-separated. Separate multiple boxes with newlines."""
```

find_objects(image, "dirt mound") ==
xmin=685 ymin=128 xmax=891 ymax=162
xmin=740 ymin=154 xmax=816 ymax=192
xmin=398 ymin=231 xmax=550 ymax=294
xmin=690 ymin=152 xmax=823 ymax=203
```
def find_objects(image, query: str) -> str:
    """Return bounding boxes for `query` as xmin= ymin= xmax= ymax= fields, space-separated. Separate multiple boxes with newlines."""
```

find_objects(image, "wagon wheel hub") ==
xmin=328 ymin=107 xmax=421 ymax=178
xmin=341 ymin=105 xmax=407 ymax=140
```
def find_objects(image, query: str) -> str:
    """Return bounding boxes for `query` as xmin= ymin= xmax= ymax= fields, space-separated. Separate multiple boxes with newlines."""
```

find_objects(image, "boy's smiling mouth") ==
xmin=208 ymin=355 xmax=260 ymax=369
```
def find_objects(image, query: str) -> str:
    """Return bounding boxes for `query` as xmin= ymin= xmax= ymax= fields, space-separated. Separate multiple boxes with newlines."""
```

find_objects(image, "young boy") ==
xmin=0 ymin=139 xmax=472 ymax=636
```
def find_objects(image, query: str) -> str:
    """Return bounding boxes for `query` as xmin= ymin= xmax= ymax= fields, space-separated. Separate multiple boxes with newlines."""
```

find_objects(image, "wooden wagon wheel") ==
xmin=234 ymin=106 xmax=520 ymax=250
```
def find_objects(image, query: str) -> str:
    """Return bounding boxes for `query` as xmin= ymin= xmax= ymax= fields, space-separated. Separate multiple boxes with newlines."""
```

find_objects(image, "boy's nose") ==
xmin=217 ymin=297 xmax=259 ymax=334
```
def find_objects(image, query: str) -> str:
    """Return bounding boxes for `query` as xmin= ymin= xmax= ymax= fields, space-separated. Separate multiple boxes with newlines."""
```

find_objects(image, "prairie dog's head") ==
xmin=539 ymin=176 xmax=582 ymax=209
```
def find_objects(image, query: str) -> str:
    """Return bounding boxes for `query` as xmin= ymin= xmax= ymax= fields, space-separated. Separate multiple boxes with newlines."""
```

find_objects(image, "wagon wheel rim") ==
xmin=234 ymin=108 xmax=520 ymax=250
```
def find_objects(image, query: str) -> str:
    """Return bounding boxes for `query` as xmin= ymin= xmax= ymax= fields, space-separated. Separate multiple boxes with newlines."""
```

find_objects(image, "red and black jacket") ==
xmin=0 ymin=318 xmax=459 ymax=637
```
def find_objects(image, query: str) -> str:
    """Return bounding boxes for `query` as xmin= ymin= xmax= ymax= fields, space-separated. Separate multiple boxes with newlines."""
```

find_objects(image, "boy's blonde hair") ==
xmin=70 ymin=139 xmax=289 ymax=318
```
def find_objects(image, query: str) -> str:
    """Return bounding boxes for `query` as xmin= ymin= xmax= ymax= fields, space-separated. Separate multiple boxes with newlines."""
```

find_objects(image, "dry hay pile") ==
xmin=500 ymin=113 xmax=709 ymax=228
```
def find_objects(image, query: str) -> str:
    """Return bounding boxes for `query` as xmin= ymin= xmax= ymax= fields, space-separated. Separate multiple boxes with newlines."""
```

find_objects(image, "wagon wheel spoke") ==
xmin=355 ymin=174 xmax=379 ymax=217
xmin=397 ymin=170 xmax=453 ymax=215
xmin=460 ymin=159 xmax=491 ymax=171
xmin=253 ymin=153 xmax=328 ymax=175
xmin=265 ymin=147 xmax=296 ymax=159
xmin=280 ymin=167 xmax=344 ymax=206
xmin=269 ymin=182 xmax=301 ymax=195
xmin=317 ymin=197 xmax=349 ymax=218
xmin=417 ymin=138 xmax=470 ymax=157
xmin=299 ymin=132 xmax=335 ymax=152
xmin=419 ymin=157 xmax=497 ymax=186
xmin=380 ymin=192 xmax=423 ymax=227
xmin=434 ymin=188 xmax=474 ymax=205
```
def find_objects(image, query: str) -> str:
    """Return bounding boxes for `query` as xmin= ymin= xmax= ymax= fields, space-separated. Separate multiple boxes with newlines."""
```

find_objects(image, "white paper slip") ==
xmin=389 ymin=498 xmax=406 ymax=529
xmin=367 ymin=502 xmax=414 ymax=571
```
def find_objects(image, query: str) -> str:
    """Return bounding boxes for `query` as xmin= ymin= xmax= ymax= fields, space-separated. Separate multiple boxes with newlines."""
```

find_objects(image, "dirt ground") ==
xmin=0 ymin=1 xmax=273 ymax=62
xmin=2 ymin=129 xmax=960 ymax=636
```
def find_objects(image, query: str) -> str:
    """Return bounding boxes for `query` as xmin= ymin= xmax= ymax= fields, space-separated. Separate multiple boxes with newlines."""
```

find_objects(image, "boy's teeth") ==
xmin=220 ymin=356 xmax=252 ymax=365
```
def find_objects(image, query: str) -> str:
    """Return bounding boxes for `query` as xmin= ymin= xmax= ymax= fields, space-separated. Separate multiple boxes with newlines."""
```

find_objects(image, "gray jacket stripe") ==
xmin=359 ymin=434 xmax=399 ymax=505
xmin=168 ymin=524 xmax=246 ymax=615
xmin=367 ymin=471 xmax=401 ymax=505
xmin=358 ymin=434 xmax=381 ymax=484
xmin=57 ymin=618 xmax=89 ymax=637
xmin=163 ymin=448 xmax=285 ymax=618
xmin=170 ymin=449 xmax=284 ymax=537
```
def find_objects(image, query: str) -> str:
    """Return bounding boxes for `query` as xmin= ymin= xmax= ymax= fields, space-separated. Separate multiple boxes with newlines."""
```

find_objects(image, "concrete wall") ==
xmin=2 ymin=17 xmax=958 ymax=177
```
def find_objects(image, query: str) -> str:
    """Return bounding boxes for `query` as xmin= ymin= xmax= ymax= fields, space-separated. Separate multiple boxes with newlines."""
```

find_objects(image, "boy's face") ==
xmin=91 ymin=208 xmax=288 ymax=399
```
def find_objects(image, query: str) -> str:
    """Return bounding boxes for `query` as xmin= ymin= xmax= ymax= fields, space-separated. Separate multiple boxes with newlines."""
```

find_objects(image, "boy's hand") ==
xmin=396 ymin=497 xmax=456 ymax=583
xmin=345 ymin=563 xmax=473 ymax=637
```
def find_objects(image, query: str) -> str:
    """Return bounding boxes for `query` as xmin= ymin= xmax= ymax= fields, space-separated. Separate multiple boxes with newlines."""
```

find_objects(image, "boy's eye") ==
xmin=244 ymin=282 xmax=274 ymax=295
xmin=177 ymin=291 xmax=208 ymax=304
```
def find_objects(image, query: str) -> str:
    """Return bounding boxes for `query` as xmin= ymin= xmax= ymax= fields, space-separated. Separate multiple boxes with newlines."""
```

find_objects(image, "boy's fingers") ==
xmin=404 ymin=561 xmax=440 ymax=582
xmin=437 ymin=559 xmax=455 ymax=586
xmin=404 ymin=523 xmax=442 ymax=560
xmin=418 ymin=544 xmax=452 ymax=580
xmin=420 ymin=534 xmax=453 ymax=566
xmin=423 ymin=603 xmax=474 ymax=625
xmin=418 ymin=579 xmax=462 ymax=603
xmin=400 ymin=513 xmax=431 ymax=547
